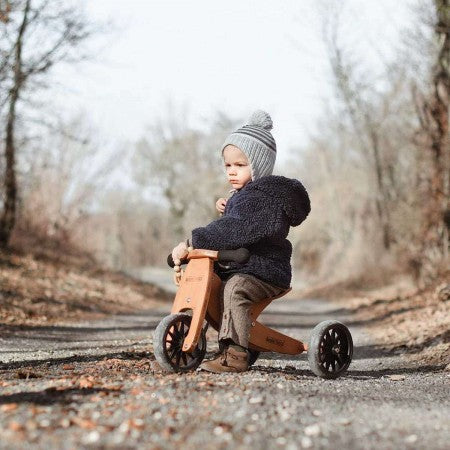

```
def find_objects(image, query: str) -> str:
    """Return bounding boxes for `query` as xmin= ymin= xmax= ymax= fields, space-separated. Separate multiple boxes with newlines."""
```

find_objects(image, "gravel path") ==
xmin=0 ymin=294 xmax=448 ymax=449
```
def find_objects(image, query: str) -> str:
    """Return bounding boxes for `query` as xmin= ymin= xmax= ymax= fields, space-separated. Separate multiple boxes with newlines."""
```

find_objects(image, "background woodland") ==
xmin=0 ymin=0 xmax=448 ymax=289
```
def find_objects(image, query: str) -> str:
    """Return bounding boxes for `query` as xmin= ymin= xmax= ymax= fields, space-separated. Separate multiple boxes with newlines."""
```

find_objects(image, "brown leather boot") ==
xmin=200 ymin=347 xmax=249 ymax=373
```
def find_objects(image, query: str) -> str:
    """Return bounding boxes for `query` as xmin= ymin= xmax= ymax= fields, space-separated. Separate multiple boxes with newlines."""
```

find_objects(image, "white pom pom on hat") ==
xmin=221 ymin=109 xmax=277 ymax=181
xmin=248 ymin=110 xmax=273 ymax=130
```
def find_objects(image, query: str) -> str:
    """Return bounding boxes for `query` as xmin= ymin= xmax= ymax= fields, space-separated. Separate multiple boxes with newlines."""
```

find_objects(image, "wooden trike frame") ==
xmin=171 ymin=249 xmax=307 ymax=356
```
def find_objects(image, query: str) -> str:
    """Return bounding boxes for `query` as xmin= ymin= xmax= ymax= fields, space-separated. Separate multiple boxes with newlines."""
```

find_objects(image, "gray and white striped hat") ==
xmin=222 ymin=110 xmax=276 ymax=181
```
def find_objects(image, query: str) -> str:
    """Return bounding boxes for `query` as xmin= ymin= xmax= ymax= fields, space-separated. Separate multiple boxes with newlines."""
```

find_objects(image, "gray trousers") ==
xmin=218 ymin=273 xmax=285 ymax=348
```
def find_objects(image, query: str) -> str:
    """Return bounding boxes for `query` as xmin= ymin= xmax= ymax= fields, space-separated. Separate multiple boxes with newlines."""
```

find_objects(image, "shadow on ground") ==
xmin=253 ymin=363 xmax=446 ymax=380
xmin=1 ymin=346 xmax=445 ymax=382
xmin=0 ymin=387 xmax=118 ymax=406
xmin=0 ymin=350 xmax=151 ymax=371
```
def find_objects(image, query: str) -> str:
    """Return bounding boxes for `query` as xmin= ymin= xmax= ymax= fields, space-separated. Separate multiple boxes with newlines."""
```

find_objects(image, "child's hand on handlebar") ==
xmin=171 ymin=241 xmax=189 ymax=264
xmin=216 ymin=197 xmax=227 ymax=214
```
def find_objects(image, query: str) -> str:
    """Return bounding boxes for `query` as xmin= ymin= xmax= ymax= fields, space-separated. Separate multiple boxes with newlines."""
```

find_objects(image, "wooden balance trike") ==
xmin=153 ymin=248 xmax=353 ymax=379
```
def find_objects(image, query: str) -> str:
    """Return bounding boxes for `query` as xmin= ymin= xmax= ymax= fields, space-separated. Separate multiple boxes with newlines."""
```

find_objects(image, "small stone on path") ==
xmin=304 ymin=424 xmax=320 ymax=436
xmin=82 ymin=431 xmax=100 ymax=445
xmin=336 ymin=417 xmax=351 ymax=426
xmin=405 ymin=434 xmax=418 ymax=444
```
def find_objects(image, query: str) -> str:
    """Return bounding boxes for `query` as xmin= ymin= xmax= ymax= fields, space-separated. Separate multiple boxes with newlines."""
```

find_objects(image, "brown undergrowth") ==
xmin=0 ymin=248 xmax=171 ymax=326
xmin=298 ymin=273 xmax=450 ymax=369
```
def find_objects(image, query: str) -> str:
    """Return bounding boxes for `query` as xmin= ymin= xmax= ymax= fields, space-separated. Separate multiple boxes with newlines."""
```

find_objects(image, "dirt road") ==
xmin=0 ymin=295 xmax=448 ymax=449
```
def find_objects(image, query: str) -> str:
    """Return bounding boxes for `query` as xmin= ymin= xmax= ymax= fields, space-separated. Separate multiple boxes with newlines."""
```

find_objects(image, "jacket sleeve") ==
xmin=191 ymin=194 xmax=283 ymax=250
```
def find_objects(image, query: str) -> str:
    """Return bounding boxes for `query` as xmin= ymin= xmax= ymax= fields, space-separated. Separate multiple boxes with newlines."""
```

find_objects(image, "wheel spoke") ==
xmin=176 ymin=349 xmax=182 ymax=366
xmin=169 ymin=347 xmax=178 ymax=361
xmin=330 ymin=329 xmax=336 ymax=345
xmin=326 ymin=334 xmax=333 ymax=350
xmin=181 ymin=352 xmax=188 ymax=365
xmin=172 ymin=324 xmax=180 ymax=340
xmin=321 ymin=335 xmax=330 ymax=352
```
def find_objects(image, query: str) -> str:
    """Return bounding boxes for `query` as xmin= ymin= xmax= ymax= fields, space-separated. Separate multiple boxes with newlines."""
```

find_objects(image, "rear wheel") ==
xmin=153 ymin=313 xmax=206 ymax=372
xmin=308 ymin=320 xmax=353 ymax=379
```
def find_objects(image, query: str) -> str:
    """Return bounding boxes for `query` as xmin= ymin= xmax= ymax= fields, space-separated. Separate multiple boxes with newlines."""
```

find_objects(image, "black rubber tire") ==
xmin=248 ymin=349 xmax=260 ymax=367
xmin=308 ymin=320 xmax=353 ymax=379
xmin=153 ymin=313 xmax=206 ymax=372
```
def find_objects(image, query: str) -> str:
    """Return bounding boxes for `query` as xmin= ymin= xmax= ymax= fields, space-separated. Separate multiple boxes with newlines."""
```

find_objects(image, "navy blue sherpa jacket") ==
xmin=191 ymin=175 xmax=311 ymax=289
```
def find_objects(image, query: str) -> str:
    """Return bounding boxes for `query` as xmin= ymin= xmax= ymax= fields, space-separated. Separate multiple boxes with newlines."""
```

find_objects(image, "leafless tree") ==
xmin=134 ymin=103 xmax=237 ymax=241
xmin=288 ymin=0 xmax=445 ymax=285
xmin=319 ymin=2 xmax=401 ymax=250
xmin=15 ymin=115 xmax=118 ymax=249
xmin=414 ymin=0 xmax=449 ymax=279
xmin=0 ymin=0 xmax=95 ymax=247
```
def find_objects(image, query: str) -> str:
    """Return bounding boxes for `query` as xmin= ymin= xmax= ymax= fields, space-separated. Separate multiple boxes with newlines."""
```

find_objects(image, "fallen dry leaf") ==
xmin=71 ymin=417 xmax=96 ymax=429
xmin=1 ymin=403 xmax=18 ymax=412
xmin=130 ymin=387 xmax=142 ymax=395
xmin=162 ymin=426 xmax=176 ymax=438
xmin=79 ymin=376 xmax=95 ymax=389
xmin=8 ymin=421 xmax=24 ymax=432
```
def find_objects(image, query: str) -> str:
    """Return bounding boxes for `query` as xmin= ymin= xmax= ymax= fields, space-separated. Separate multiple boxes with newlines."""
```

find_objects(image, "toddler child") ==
xmin=171 ymin=110 xmax=311 ymax=372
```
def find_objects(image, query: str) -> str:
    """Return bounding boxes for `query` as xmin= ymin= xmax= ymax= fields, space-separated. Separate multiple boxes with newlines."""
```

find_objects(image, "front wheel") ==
xmin=308 ymin=320 xmax=353 ymax=379
xmin=153 ymin=313 xmax=206 ymax=372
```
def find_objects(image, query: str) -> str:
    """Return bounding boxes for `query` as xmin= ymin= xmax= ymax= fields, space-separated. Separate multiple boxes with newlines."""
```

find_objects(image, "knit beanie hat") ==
xmin=222 ymin=110 xmax=276 ymax=181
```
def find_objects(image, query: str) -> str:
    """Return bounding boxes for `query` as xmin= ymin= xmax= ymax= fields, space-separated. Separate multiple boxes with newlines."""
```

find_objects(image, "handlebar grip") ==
xmin=167 ymin=253 xmax=189 ymax=268
xmin=167 ymin=254 xmax=175 ymax=268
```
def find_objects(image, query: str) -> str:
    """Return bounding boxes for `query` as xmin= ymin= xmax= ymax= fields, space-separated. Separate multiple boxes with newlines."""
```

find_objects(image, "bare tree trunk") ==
xmin=0 ymin=0 xmax=30 ymax=247
xmin=432 ymin=0 xmax=449 ymax=259
xmin=369 ymin=129 xmax=392 ymax=249
xmin=420 ymin=0 xmax=449 ymax=273
xmin=328 ymin=40 xmax=393 ymax=249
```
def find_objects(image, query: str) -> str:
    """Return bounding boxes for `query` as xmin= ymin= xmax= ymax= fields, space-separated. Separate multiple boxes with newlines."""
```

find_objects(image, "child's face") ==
xmin=223 ymin=145 xmax=252 ymax=190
